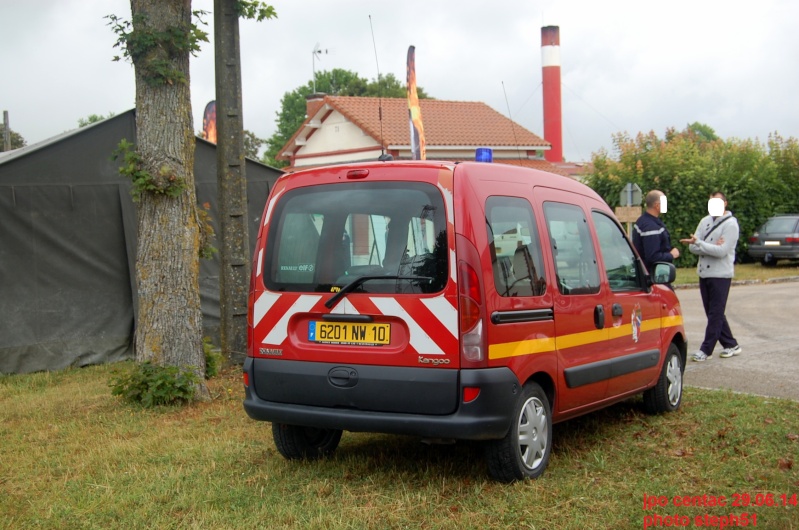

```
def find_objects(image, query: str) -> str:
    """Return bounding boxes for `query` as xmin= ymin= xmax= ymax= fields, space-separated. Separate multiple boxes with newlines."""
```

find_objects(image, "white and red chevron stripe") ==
xmin=252 ymin=291 xmax=458 ymax=360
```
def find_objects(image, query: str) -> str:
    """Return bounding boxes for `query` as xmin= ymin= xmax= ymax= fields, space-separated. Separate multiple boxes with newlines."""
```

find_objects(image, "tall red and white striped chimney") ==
xmin=541 ymin=25 xmax=563 ymax=163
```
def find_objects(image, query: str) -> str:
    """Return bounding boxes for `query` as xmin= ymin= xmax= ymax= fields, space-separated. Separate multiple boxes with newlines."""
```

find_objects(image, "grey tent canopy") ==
xmin=0 ymin=109 xmax=281 ymax=374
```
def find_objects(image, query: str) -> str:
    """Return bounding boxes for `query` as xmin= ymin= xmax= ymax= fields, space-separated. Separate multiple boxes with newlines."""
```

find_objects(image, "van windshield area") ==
xmin=263 ymin=181 xmax=448 ymax=295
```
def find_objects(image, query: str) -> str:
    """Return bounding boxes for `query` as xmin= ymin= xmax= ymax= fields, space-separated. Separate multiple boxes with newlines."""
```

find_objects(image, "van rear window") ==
xmin=263 ymin=181 xmax=448 ymax=295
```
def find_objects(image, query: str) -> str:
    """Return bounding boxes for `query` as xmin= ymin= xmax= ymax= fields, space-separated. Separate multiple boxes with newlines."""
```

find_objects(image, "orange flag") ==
xmin=406 ymin=46 xmax=426 ymax=160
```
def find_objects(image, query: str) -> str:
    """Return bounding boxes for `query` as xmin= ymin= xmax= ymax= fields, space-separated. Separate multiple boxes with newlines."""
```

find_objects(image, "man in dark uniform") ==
xmin=632 ymin=190 xmax=680 ymax=273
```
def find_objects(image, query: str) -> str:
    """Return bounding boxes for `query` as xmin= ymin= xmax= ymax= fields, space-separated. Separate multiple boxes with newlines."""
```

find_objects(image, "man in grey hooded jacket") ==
xmin=681 ymin=191 xmax=742 ymax=362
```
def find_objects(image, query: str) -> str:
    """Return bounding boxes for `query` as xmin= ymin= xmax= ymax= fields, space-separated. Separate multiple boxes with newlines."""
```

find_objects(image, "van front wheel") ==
xmin=485 ymin=382 xmax=552 ymax=482
xmin=272 ymin=423 xmax=342 ymax=460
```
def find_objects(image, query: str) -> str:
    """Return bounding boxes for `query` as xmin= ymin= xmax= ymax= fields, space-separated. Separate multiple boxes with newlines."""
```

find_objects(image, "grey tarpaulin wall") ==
xmin=0 ymin=110 xmax=281 ymax=374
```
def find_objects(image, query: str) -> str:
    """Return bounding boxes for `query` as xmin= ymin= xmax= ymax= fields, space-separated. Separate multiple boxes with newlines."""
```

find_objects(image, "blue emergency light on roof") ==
xmin=475 ymin=148 xmax=493 ymax=163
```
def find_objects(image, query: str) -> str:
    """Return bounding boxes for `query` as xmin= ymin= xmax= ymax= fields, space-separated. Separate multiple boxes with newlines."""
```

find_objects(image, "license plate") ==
xmin=764 ymin=241 xmax=780 ymax=246
xmin=308 ymin=321 xmax=391 ymax=346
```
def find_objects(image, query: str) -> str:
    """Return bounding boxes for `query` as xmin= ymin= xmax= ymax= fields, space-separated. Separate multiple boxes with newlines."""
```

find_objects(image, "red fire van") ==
xmin=243 ymin=160 xmax=686 ymax=482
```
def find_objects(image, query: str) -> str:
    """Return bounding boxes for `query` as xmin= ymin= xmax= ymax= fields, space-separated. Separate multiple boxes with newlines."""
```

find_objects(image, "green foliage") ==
xmin=106 ymin=11 xmax=209 ymax=87
xmin=78 ymin=112 xmax=116 ymax=128
xmin=0 ymin=124 xmax=26 ymax=151
xmin=367 ymin=72 xmax=428 ymax=98
xmin=109 ymin=361 xmax=198 ymax=407
xmin=584 ymin=124 xmax=799 ymax=266
xmin=684 ymin=121 xmax=719 ymax=143
xmin=112 ymin=139 xmax=187 ymax=201
xmin=203 ymin=337 xmax=224 ymax=379
xmin=243 ymin=129 xmax=265 ymax=159
xmin=767 ymin=134 xmax=799 ymax=214
xmin=107 ymin=4 xmax=274 ymax=86
xmin=262 ymin=69 xmax=430 ymax=167
xmin=196 ymin=202 xmax=218 ymax=260
xmin=234 ymin=1 xmax=277 ymax=21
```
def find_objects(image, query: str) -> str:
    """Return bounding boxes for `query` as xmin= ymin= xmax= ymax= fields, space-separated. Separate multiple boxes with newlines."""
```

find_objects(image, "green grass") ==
xmin=2 ymin=365 xmax=798 ymax=529
xmin=674 ymin=261 xmax=799 ymax=285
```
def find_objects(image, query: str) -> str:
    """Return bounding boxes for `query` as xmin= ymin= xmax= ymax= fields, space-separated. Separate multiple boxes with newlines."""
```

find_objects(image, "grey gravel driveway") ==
xmin=676 ymin=279 xmax=799 ymax=401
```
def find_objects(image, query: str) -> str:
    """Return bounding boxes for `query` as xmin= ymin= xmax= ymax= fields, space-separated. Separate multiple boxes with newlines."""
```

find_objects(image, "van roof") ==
xmin=277 ymin=160 xmax=604 ymax=204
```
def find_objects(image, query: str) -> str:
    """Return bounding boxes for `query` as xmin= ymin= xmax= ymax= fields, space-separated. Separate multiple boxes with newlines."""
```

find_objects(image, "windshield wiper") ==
xmin=324 ymin=275 xmax=432 ymax=309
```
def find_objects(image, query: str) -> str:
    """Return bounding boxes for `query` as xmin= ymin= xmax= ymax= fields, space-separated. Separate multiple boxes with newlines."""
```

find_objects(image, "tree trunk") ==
xmin=130 ymin=0 xmax=208 ymax=400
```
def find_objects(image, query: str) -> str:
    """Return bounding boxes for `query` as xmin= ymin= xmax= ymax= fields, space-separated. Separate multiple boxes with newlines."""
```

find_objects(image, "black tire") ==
xmin=485 ymin=382 xmax=552 ymax=483
xmin=272 ymin=423 xmax=342 ymax=460
xmin=643 ymin=343 xmax=683 ymax=414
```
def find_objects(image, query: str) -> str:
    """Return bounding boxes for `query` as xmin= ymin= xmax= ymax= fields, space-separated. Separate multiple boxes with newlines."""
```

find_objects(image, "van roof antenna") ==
xmin=369 ymin=15 xmax=392 ymax=161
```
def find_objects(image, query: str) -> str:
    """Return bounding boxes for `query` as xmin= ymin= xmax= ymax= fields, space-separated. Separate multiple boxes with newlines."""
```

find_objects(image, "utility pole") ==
xmin=214 ymin=0 xmax=249 ymax=364
xmin=3 ymin=111 xmax=10 ymax=152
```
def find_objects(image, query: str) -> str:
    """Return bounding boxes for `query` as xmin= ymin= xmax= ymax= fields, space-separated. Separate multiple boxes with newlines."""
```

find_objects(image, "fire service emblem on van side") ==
xmin=631 ymin=304 xmax=643 ymax=343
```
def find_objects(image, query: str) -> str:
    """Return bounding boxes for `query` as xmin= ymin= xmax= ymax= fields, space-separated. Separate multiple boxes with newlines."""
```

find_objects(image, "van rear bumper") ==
xmin=242 ymin=357 xmax=520 ymax=441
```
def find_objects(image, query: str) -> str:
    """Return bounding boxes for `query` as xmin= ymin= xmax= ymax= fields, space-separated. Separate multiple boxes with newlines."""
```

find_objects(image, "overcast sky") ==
xmin=3 ymin=0 xmax=798 ymax=162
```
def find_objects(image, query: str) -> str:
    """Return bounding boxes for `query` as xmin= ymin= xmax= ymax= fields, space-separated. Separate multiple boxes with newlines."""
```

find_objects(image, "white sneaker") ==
xmin=720 ymin=345 xmax=742 ymax=358
xmin=692 ymin=351 xmax=711 ymax=362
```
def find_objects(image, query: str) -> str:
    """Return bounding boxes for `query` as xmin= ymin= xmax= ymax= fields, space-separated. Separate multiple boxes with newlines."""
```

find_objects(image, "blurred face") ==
xmin=659 ymin=195 xmax=668 ymax=214
xmin=708 ymin=196 xmax=725 ymax=217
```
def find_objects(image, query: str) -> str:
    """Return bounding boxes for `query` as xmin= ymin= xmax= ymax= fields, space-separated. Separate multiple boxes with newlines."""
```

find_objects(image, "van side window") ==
xmin=543 ymin=202 xmax=600 ymax=295
xmin=486 ymin=196 xmax=546 ymax=297
xmin=592 ymin=212 xmax=644 ymax=292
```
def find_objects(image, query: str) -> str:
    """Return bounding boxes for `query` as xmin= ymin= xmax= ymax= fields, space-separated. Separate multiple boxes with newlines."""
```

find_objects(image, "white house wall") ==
xmin=301 ymin=110 xmax=380 ymax=154
xmin=296 ymin=148 xmax=386 ymax=167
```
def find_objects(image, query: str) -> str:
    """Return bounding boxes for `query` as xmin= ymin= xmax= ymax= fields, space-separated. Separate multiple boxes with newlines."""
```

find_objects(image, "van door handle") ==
xmin=594 ymin=304 xmax=605 ymax=329
xmin=612 ymin=303 xmax=623 ymax=317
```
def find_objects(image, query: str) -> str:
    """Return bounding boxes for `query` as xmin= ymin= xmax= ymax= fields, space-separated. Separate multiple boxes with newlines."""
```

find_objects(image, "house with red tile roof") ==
xmin=277 ymin=94 xmax=574 ymax=177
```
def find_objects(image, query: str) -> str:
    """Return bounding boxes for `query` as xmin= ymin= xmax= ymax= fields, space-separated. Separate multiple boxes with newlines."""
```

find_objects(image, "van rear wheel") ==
xmin=485 ymin=382 xmax=552 ymax=482
xmin=272 ymin=423 xmax=342 ymax=460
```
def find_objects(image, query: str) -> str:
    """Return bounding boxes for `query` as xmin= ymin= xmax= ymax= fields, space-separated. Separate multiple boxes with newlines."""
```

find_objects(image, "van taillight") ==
xmin=458 ymin=261 xmax=481 ymax=332
xmin=458 ymin=261 xmax=485 ymax=365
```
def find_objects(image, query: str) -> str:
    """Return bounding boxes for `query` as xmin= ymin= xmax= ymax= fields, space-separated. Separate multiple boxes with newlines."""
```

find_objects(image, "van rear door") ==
xmin=249 ymin=165 xmax=459 ymax=414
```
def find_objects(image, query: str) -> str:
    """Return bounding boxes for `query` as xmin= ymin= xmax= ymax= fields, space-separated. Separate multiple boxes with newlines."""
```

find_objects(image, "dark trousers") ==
xmin=699 ymin=277 xmax=738 ymax=355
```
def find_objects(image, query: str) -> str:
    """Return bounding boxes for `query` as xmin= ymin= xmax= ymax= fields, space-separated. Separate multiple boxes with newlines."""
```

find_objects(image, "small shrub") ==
xmin=110 ymin=362 xmax=198 ymax=407
xmin=203 ymin=337 xmax=224 ymax=379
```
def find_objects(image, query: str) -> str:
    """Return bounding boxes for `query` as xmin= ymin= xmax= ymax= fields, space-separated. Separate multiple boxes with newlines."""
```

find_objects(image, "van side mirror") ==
xmin=651 ymin=262 xmax=676 ymax=285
